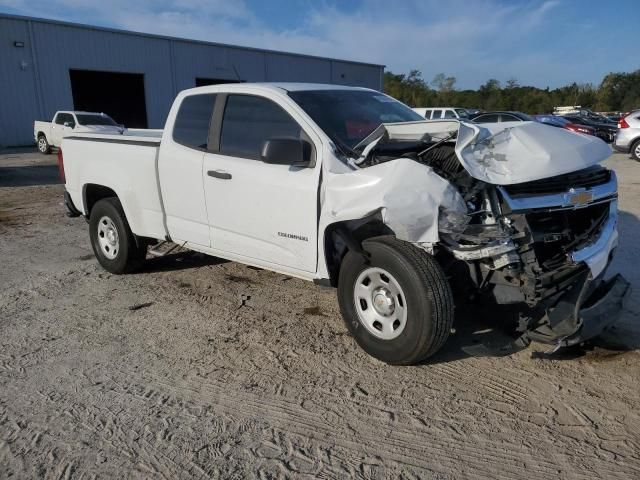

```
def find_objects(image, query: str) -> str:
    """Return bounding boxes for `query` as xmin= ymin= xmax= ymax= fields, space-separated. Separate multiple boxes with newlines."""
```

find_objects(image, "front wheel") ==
xmin=37 ymin=135 xmax=51 ymax=154
xmin=337 ymin=236 xmax=454 ymax=365
xmin=89 ymin=198 xmax=147 ymax=274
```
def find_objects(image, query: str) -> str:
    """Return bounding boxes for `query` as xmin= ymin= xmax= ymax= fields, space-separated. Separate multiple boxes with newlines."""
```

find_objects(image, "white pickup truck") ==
xmin=60 ymin=83 xmax=630 ymax=364
xmin=34 ymin=111 xmax=124 ymax=154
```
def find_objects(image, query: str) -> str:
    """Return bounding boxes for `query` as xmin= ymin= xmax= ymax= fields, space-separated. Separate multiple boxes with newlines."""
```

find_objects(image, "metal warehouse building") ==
xmin=0 ymin=13 xmax=384 ymax=147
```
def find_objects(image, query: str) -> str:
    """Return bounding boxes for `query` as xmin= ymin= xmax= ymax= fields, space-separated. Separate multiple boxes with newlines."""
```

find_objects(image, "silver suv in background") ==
xmin=614 ymin=110 xmax=640 ymax=161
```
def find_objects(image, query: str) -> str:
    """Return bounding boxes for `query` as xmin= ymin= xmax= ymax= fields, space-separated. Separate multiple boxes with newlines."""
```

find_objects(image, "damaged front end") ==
xmin=443 ymin=167 xmax=630 ymax=348
xmin=351 ymin=120 xmax=631 ymax=350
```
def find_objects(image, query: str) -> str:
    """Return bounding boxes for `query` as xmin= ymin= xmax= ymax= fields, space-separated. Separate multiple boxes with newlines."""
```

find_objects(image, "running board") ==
xmin=148 ymin=241 xmax=184 ymax=258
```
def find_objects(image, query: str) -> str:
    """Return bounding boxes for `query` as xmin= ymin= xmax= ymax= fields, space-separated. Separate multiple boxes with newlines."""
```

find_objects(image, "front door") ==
xmin=203 ymin=93 xmax=320 ymax=273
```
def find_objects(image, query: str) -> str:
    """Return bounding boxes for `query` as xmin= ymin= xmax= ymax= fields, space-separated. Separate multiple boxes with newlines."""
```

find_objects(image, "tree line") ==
xmin=383 ymin=70 xmax=640 ymax=113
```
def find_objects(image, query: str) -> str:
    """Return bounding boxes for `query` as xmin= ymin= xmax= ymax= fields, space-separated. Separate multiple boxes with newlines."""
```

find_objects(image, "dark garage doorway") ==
xmin=195 ymin=77 xmax=242 ymax=87
xmin=69 ymin=69 xmax=148 ymax=128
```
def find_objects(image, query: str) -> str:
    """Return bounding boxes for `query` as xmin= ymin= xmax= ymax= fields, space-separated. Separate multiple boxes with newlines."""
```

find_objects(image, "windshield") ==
xmin=288 ymin=90 xmax=423 ymax=150
xmin=76 ymin=114 xmax=118 ymax=126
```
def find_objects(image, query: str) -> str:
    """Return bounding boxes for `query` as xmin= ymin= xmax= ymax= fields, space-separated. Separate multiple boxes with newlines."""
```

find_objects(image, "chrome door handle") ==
xmin=207 ymin=170 xmax=232 ymax=180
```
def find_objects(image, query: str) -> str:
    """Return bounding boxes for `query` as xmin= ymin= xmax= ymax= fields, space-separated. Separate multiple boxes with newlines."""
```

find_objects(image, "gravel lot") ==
xmin=1 ymin=148 xmax=640 ymax=479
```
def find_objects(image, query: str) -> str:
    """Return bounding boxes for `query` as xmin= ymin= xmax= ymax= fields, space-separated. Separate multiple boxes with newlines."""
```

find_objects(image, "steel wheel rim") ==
xmin=38 ymin=137 xmax=46 ymax=152
xmin=635 ymin=144 xmax=640 ymax=159
xmin=353 ymin=267 xmax=408 ymax=340
xmin=97 ymin=216 xmax=119 ymax=260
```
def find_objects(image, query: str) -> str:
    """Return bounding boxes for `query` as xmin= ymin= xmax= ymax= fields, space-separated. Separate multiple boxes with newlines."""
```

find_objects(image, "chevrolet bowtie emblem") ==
xmin=566 ymin=190 xmax=593 ymax=206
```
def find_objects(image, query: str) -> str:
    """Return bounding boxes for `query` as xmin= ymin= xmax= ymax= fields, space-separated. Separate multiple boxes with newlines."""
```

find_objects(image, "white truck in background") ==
xmin=59 ymin=83 xmax=629 ymax=364
xmin=34 ymin=111 xmax=125 ymax=154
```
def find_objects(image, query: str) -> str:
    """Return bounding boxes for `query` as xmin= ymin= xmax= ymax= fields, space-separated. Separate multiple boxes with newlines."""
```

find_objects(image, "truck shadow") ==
xmin=0 ymin=165 xmax=61 ymax=187
xmin=139 ymin=251 xmax=228 ymax=273
xmin=427 ymin=209 xmax=640 ymax=365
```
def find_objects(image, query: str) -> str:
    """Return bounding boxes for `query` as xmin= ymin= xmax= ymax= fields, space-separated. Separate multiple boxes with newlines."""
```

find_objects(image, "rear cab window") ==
xmin=219 ymin=94 xmax=302 ymax=159
xmin=55 ymin=113 xmax=75 ymax=127
xmin=173 ymin=93 xmax=217 ymax=149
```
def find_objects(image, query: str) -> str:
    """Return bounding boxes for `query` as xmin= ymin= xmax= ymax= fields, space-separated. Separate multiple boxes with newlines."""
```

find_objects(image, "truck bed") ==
xmin=61 ymin=131 xmax=166 ymax=240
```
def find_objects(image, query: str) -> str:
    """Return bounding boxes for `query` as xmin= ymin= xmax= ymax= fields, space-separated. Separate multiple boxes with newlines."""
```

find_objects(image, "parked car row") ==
xmin=411 ymin=105 xmax=625 ymax=146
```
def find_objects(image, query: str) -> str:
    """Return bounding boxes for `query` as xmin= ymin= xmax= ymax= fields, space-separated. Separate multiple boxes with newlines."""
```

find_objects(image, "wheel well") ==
xmin=37 ymin=131 xmax=46 ymax=139
xmin=83 ymin=184 xmax=118 ymax=217
xmin=323 ymin=213 xmax=394 ymax=287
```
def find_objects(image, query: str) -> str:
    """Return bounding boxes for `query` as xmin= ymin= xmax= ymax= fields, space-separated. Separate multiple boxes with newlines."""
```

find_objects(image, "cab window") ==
xmin=220 ymin=94 xmax=302 ymax=159
xmin=173 ymin=94 xmax=217 ymax=149
xmin=55 ymin=113 xmax=75 ymax=127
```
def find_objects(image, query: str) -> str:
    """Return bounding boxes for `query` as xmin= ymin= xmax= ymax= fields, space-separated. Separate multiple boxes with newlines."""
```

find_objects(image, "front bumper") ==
xmin=529 ymin=196 xmax=631 ymax=344
xmin=499 ymin=171 xmax=630 ymax=345
xmin=528 ymin=272 xmax=630 ymax=346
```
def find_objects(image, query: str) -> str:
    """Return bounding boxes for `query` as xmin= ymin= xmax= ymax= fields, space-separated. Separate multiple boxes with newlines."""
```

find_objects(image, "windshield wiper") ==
xmin=333 ymin=138 xmax=359 ymax=159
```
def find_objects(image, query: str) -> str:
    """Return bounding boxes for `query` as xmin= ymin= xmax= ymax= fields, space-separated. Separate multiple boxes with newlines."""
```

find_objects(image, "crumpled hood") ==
xmin=358 ymin=120 xmax=612 ymax=185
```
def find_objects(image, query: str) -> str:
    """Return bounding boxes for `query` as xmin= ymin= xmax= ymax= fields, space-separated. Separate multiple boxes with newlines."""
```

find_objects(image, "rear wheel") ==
xmin=337 ymin=236 xmax=454 ymax=365
xmin=89 ymin=198 xmax=147 ymax=274
xmin=631 ymin=139 xmax=640 ymax=161
xmin=37 ymin=134 xmax=51 ymax=154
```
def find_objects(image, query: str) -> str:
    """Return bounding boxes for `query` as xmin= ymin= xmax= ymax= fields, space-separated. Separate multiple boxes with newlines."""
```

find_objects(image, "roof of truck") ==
xmin=56 ymin=111 xmax=112 ymax=116
xmin=263 ymin=83 xmax=373 ymax=92
xmin=185 ymin=83 xmax=374 ymax=95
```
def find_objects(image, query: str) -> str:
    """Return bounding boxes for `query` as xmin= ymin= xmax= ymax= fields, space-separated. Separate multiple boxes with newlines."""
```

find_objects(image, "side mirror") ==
xmin=261 ymin=138 xmax=313 ymax=167
xmin=63 ymin=122 xmax=70 ymax=127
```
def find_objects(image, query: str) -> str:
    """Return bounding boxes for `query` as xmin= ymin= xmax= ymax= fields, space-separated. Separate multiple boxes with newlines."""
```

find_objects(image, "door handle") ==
xmin=207 ymin=170 xmax=232 ymax=180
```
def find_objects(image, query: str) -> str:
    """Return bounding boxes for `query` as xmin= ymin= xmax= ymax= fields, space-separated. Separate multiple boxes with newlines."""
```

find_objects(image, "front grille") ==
xmin=524 ymin=202 xmax=610 ymax=271
xmin=504 ymin=166 xmax=611 ymax=197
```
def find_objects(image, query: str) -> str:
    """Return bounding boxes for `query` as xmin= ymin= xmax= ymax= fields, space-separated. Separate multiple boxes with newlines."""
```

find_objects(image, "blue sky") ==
xmin=1 ymin=0 xmax=637 ymax=89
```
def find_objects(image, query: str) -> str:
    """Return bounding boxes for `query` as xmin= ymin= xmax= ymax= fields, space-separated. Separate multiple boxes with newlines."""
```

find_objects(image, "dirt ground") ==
xmin=1 ymin=148 xmax=640 ymax=479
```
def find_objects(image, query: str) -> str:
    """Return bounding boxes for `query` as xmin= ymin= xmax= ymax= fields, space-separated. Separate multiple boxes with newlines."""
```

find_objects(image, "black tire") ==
xmin=37 ymin=134 xmax=51 ymax=154
xmin=631 ymin=139 xmax=640 ymax=162
xmin=337 ymin=236 xmax=454 ymax=365
xmin=89 ymin=197 xmax=146 ymax=274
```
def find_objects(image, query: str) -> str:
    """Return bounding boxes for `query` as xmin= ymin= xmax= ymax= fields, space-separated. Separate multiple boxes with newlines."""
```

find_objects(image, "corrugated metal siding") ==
xmin=0 ymin=14 xmax=384 ymax=146
xmin=331 ymin=61 xmax=382 ymax=90
xmin=0 ymin=18 xmax=42 ymax=146
xmin=31 ymin=22 xmax=175 ymax=130
xmin=172 ymin=40 xmax=267 ymax=91
xmin=266 ymin=53 xmax=332 ymax=83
